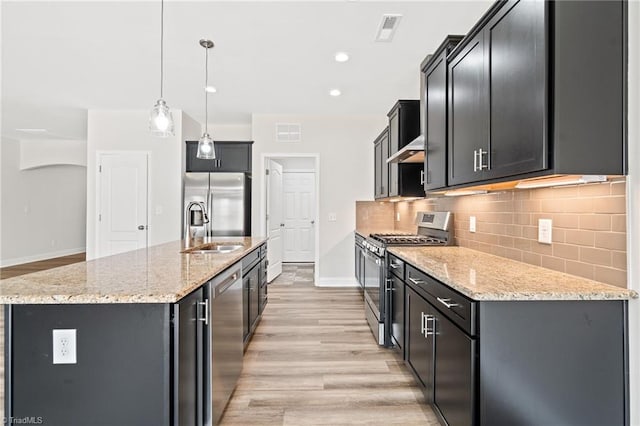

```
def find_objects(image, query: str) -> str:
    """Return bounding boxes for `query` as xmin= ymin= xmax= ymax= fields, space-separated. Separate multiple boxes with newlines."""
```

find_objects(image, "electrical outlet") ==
xmin=328 ymin=213 xmax=337 ymax=222
xmin=53 ymin=329 xmax=77 ymax=364
xmin=469 ymin=216 xmax=476 ymax=233
xmin=538 ymin=219 xmax=553 ymax=244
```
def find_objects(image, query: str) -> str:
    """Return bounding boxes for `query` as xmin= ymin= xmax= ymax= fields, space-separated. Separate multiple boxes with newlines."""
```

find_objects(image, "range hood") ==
xmin=386 ymin=135 xmax=424 ymax=164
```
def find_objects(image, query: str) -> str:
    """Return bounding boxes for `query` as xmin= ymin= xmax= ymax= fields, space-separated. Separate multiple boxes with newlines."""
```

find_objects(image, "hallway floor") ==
xmin=219 ymin=264 xmax=439 ymax=425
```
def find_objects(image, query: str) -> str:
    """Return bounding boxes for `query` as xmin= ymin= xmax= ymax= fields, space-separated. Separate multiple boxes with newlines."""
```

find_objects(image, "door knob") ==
xmin=280 ymin=223 xmax=285 ymax=227
xmin=311 ymin=220 xmax=315 ymax=225
xmin=138 ymin=225 xmax=146 ymax=230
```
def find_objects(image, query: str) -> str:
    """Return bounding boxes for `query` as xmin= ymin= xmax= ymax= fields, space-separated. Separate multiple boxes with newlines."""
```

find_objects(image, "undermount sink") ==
xmin=182 ymin=243 xmax=244 ymax=254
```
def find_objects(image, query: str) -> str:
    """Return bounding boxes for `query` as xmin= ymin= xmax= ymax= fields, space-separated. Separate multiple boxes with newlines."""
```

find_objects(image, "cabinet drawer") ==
xmin=406 ymin=265 xmax=476 ymax=336
xmin=242 ymin=248 xmax=260 ymax=274
xmin=387 ymin=254 xmax=405 ymax=280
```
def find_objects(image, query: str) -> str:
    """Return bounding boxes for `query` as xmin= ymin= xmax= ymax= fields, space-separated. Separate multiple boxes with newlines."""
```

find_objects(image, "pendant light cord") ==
xmin=204 ymin=46 xmax=209 ymax=133
xmin=160 ymin=0 xmax=164 ymax=99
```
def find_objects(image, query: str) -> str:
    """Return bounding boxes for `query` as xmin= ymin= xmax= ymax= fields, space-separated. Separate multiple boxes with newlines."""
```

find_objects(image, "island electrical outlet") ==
xmin=53 ymin=329 xmax=77 ymax=364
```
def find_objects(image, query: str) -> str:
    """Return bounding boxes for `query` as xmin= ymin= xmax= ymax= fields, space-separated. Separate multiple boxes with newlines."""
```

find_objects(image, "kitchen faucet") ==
xmin=185 ymin=201 xmax=209 ymax=241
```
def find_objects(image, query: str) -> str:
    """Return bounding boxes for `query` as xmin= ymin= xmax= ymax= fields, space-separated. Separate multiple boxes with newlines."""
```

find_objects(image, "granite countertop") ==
xmin=0 ymin=237 xmax=266 ymax=304
xmin=388 ymin=246 xmax=637 ymax=301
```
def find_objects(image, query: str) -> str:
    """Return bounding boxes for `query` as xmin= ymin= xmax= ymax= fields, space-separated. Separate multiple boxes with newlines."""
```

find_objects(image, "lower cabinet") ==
xmin=399 ymin=258 xmax=628 ymax=426
xmin=243 ymin=243 xmax=267 ymax=346
xmin=389 ymin=274 xmax=405 ymax=355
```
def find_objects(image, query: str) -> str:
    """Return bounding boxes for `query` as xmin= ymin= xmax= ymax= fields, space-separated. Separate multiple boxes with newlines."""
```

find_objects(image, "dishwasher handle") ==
xmin=214 ymin=272 xmax=240 ymax=296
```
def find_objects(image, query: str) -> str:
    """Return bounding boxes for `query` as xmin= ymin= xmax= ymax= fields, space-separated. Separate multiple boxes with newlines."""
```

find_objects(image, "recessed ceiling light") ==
xmin=16 ymin=128 xmax=47 ymax=133
xmin=205 ymin=86 xmax=217 ymax=93
xmin=329 ymin=89 xmax=342 ymax=97
xmin=335 ymin=52 xmax=349 ymax=63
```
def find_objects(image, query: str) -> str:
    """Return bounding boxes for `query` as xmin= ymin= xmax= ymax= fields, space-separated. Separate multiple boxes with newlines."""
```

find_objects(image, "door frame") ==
xmin=260 ymin=153 xmax=320 ymax=285
xmin=95 ymin=150 xmax=151 ymax=258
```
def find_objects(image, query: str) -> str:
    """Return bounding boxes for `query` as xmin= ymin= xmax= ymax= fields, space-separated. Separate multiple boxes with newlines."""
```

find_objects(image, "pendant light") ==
xmin=149 ymin=0 xmax=174 ymax=137
xmin=196 ymin=39 xmax=215 ymax=159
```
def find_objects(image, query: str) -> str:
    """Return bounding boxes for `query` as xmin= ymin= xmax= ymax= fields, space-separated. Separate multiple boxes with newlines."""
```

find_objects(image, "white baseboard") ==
xmin=0 ymin=247 xmax=86 ymax=268
xmin=316 ymin=277 xmax=359 ymax=287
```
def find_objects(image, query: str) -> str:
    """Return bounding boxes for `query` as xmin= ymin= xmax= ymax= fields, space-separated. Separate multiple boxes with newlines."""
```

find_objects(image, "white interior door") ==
xmin=98 ymin=152 xmax=148 ymax=258
xmin=282 ymin=172 xmax=316 ymax=262
xmin=266 ymin=159 xmax=284 ymax=282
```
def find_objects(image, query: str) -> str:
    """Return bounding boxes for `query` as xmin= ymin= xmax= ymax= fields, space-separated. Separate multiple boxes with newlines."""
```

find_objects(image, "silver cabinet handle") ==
xmin=473 ymin=149 xmax=478 ymax=172
xmin=424 ymin=314 xmax=435 ymax=337
xmin=389 ymin=262 xmax=401 ymax=269
xmin=408 ymin=277 xmax=423 ymax=285
xmin=198 ymin=300 xmax=209 ymax=325
xmin=437 ymin=297 xmax=459 ymax=309
xmin=420 ymin=312 xmax=426 ymax=335
xmin=478 ymin=149 xmax=488 ymax=170
xmin=420 ymin=170 xmax=425 ymax=185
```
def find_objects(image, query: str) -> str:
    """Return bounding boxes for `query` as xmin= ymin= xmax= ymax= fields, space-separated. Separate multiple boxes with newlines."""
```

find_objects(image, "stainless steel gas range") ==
xmin=362 ymin=211 xmax=453 ymax=346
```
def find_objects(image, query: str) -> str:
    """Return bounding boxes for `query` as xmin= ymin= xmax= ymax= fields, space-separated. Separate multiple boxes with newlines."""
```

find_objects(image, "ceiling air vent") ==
xmin=276 ymin=123 xmax=301 ymax=143
xmin=375 ymin=14 xmax=402 ymax=42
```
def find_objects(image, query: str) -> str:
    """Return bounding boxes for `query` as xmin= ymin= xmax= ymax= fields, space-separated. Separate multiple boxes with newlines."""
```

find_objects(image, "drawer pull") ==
xmin=408 ymin=277 xmax=424 ymax=285
xmin=437 ymin=297 xmax=459 ymax=309
xmin=389 ymin=262 xmax=402 ymax=269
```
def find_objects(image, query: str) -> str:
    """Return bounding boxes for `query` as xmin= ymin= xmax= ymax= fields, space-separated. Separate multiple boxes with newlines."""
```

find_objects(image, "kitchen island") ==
xmin=0 ymin=237 xmax=266 ymax=426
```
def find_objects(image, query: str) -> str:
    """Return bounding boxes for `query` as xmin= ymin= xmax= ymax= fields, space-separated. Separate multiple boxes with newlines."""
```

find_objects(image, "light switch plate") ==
xmin=53 ymin=329 xmax=77 ymax=364
xmin=469 ymin=216 xmax=476 ymax=233
xmin=396 ymin=212 xmax=400 ymax=222
xmin=328 ymin=213 xmax=337 ymax=222
xmin=538 ymin=219 xmax=553 ymax=244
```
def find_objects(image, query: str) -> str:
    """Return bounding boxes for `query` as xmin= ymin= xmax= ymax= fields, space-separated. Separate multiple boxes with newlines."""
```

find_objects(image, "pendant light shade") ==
xmin=150 ymin=99 xmax=174 ymax=137
xmin=149 ymin=0 xmax=174 ymax=137
xmin=197 ymin=133 xmax=215 ymax=159
xmin=197 ymin=39 xmax=216 ymax=159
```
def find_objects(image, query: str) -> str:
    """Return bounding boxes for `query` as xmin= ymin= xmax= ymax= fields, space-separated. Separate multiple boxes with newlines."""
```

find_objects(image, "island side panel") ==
xmin=6 ymin=303 xmax=171 ymax=426
xmin=478 ymin=300 xmax=628 ymax=426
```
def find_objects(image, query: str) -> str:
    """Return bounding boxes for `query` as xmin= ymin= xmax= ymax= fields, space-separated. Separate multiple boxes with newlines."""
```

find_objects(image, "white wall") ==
xmin=210 ymin=124 xmax=252 ymax=141
xmin=1 ymin=137 xmax=87 ymax=266
xmin=251 ymin=114 xmax=386 ymax=284
xmin=627 ymin=2 xmax=639 ymax=424
xmin=86 ymin=110 xmax=201 ymax=259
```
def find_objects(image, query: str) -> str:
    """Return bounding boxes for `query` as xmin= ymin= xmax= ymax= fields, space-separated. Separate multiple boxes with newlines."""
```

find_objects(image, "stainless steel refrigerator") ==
xmin=183 ymin=173 xmax=251 ymax=237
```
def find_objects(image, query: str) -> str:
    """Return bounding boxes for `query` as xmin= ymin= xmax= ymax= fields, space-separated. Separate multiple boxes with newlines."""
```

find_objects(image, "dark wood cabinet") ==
xmin=373 ymin=128 xmax=389 ymax=199
xmin=186 ymin=141 xmax=253 ymax=173
xmin=387 ymin=101 xmax=424 ymax=198
xmin=448 ymin=30 xmax=489 ymax=187
xmin=421 ymin=36 xmax=463 ymax=191
xmin=389 ymin=274 xmax=405 ymax=355
xmin=485 ymin=0 xmax=546 ymax=180
xmin=259 ymin=245 xmax=268 ymax=315
xmin=446 ymin=0 xmax=626 ymax=188
xmin=243 ymin=244 xmax=266 ymax=345
xmin=405 ymin=285 xmax=434 ymax=399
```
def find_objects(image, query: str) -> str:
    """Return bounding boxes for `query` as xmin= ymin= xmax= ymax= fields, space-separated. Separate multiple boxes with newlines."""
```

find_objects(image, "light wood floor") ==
xmin=220 ymin=264 xmax=439 ymax=425
xmin=0 ymin=252 xmax=86 ymax=279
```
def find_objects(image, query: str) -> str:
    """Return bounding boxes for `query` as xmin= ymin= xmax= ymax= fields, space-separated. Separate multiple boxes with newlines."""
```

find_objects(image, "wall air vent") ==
xmin=375 ymin=14 xmax=402 ymax=42
xmin=276 ymin=123 xmax=301 ymax=143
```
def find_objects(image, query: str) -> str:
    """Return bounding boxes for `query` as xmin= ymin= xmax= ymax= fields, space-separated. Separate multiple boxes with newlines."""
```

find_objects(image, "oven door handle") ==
xmin=362 ymin=250 xmax=382 ymax=266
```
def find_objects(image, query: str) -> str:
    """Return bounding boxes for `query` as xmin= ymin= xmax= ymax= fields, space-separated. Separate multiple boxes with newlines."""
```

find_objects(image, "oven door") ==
xmin=362 ymin=249 xmax=385 ymax=345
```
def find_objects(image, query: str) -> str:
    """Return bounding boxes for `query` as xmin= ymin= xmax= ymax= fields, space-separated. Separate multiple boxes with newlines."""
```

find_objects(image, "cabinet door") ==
xmin=380 ymin=133 xmax=389 ymax=197
xmin=433 ymin=312 xmax=475 ymax=426
xmin=243 ymin=275 xmax=250 ymax=340
xmin=390 ymin=275 xmax=405 ymax=354
xmin=259 ymin=257 xmax=268 ymax=315
xmin=214 ymin=142 xmax=252 ymax=173
xmin=448 ymin=32 xmax=489 ymax=186
xmin=176 ymin=288 xmax=204 ymax=426
xmin=486 ymin=0 xmax=546 ymax=179
xmin=374 ymin=140 xmax=383 ymax=199
xmin=249 ymin=265 xmax=260 ymax=330
xmin=388 ymin=110 xmax=399 ymax=197
xmin=405 ymin=285 xmax=433 ymax=400
xmin=424 ymin=54 xmax=448 ymax=191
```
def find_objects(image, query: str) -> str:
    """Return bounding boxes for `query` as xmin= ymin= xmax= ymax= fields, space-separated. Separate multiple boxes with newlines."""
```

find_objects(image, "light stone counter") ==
xmin=388 ymin=246 xmax=637 ymax=301
xmin=0 ymin=237 xmax=266 ymax=304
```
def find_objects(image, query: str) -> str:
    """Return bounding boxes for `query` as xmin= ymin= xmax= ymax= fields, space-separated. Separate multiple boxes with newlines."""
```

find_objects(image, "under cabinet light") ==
xmin=515 ymin=175 xmax=607 ymax=189
xmin=444 ymin=190 xmax=488 ymax=197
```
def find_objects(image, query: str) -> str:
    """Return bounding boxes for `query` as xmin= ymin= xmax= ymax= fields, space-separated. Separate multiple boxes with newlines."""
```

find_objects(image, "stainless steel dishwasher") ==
xmin=203 ymin=264 xmax=243 ymax=426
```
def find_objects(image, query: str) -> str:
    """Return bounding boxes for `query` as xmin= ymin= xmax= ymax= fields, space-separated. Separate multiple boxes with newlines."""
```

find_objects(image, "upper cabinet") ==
xmin=374 ymin=128 xmax=390 ymax=199
xmin=422 ymin=36 xmax=463 ymax=191
xmin=186 ymin=141 xmax=253 ymax=173
xmin=446 ymin=0 xmax=626 ymax=188
xmin=387 ymin=100 xmax=424 ymax=198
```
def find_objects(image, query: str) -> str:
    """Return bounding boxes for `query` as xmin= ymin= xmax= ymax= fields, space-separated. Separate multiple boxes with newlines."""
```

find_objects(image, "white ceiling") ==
xmin=1 ymin=0 xmax=491 ymax=141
